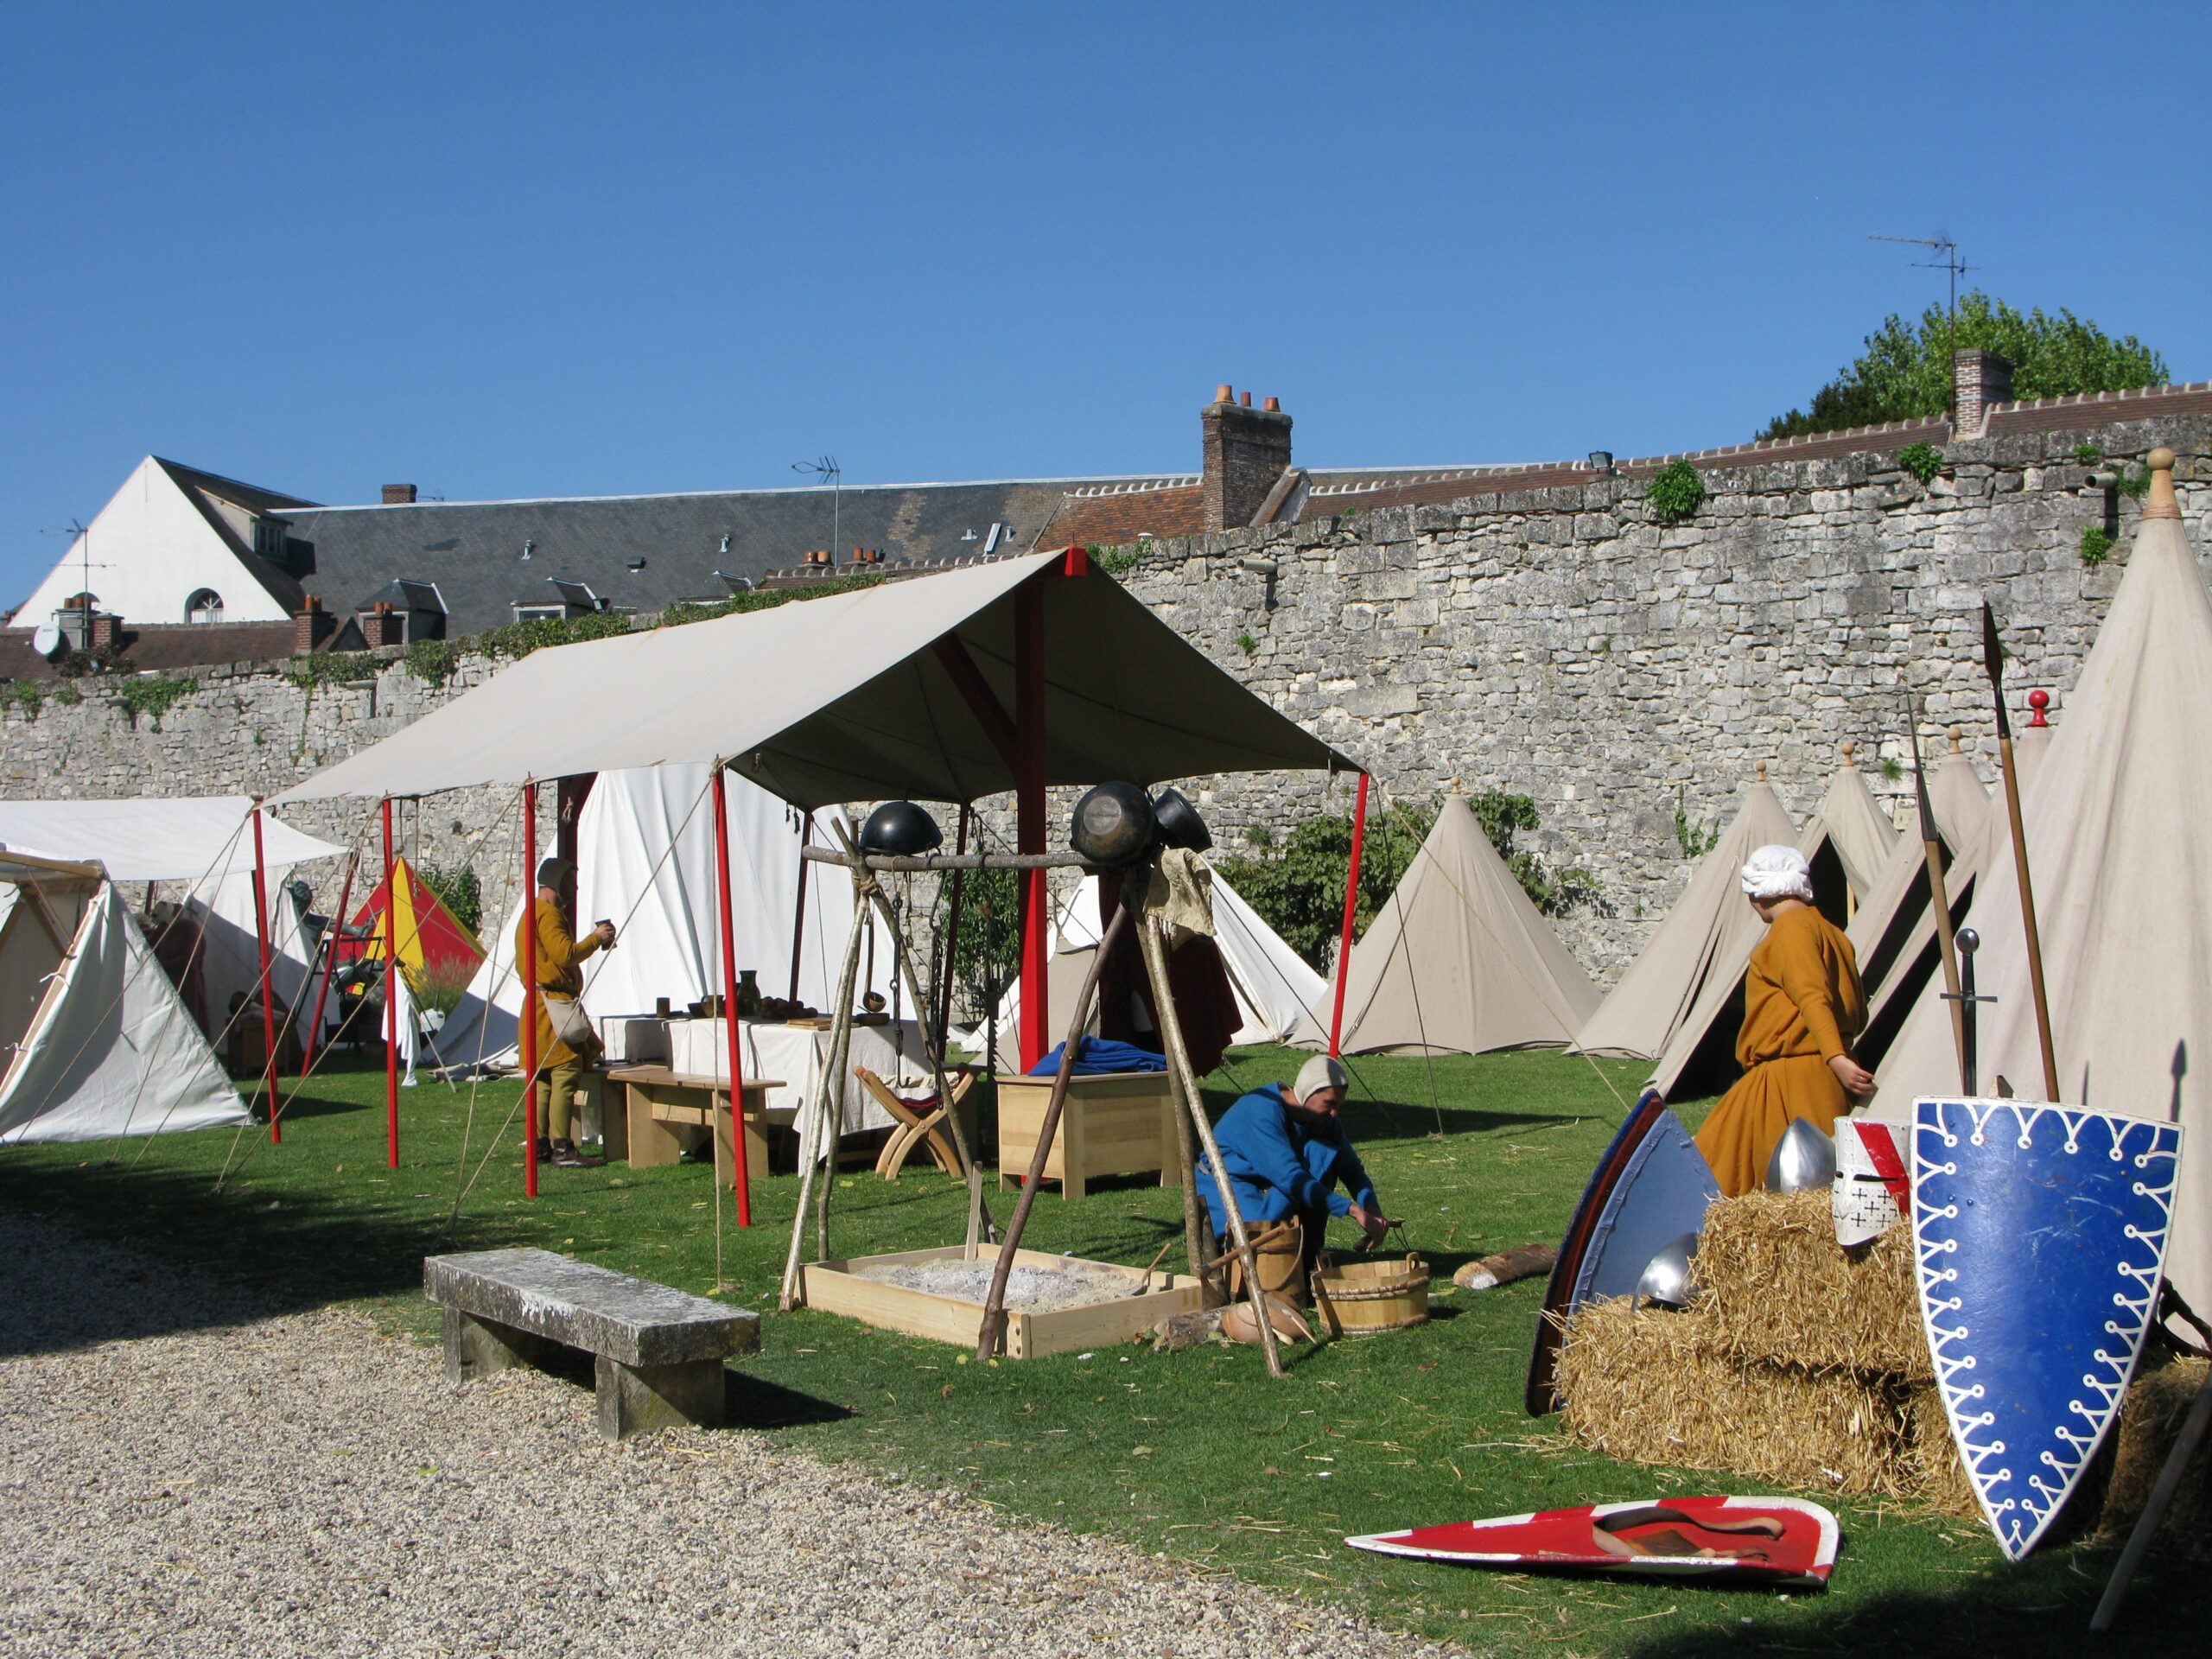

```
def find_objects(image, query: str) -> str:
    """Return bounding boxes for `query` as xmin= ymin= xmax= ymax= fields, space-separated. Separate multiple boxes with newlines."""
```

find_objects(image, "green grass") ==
xmin=1 ymin=1047 xmax=2196 ymax=1654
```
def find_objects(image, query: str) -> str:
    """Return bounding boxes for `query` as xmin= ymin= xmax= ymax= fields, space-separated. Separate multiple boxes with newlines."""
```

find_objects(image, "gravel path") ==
xmin=0 ymin=1209 xmax=1461 ymax=1657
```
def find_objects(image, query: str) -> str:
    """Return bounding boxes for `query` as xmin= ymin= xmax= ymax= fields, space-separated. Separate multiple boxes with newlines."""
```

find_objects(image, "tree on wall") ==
xmin=1759 ymin=294 xmax=2168 ymax=441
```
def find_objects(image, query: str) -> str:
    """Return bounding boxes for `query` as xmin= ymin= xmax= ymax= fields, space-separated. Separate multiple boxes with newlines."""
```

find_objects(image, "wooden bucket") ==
xmin=1311 ymin=1253 xmax=1429 ymax=1336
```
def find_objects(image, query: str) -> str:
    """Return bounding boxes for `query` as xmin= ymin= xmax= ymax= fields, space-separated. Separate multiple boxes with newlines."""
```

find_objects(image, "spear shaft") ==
xmin=1982 ymin=603 xmax=2061 ymax=1101
xmin=1908 ymin=696 xmax=1969 ymax=1091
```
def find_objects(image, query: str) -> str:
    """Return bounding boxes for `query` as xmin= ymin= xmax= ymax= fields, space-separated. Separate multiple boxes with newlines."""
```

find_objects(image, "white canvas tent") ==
xmin=1334 ymin=794 xmax=1599 ymax=1055
xmin=966 ymin=863 xmax=1332 ymax=1056
xmin=433 ymin=765 xmax=891 ymax=1073
xmin=0 ymin=796 xmax=346 ymax=1042
xmin=1573 ymin=777 xmax=1797 ymax=1064
xmin=1929 ymin=730 xmax=1991 ymax=853
xmin=1870 ymin=456 xmax=2212 ymax=1308
xmin=1808 ymin=748 xmax=1898 ymax=906
xmin=0 ymin=853 xmax=245 ymax=1143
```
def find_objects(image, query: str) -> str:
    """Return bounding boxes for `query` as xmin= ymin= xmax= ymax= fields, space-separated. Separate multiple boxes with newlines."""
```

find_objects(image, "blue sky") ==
xmin=5 ymin=2 xmax=2208 ymax=604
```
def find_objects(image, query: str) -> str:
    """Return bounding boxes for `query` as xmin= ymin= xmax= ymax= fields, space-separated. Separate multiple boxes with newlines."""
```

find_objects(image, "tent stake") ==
xmin=781 ymin=899 xmax=868 ymax=1310
xmin=521 ymin=782 xmax=539 ymax=1199
xmin=710 ymin=766 xmax=753 ymax=1225
xmin=1328 ymin=772 xmax=1370 ymax=1056
xmin=975 ymin=899 xmax=1128 ymax=1362
xmin=1136 ymin=899 xmax=1286 ymax=1378
xmin=251 ymin=801 xmax=283 ymax=1141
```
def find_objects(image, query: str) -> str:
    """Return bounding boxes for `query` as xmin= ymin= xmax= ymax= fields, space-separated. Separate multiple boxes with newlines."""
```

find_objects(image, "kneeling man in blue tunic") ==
xmin=1196 ymin=1055 xmax=1391 ymax=1308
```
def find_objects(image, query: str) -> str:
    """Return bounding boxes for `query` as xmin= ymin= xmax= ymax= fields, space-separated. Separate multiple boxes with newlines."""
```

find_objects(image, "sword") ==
xmin=1981 ymin=602 xmax=2061 ymax=1101
xmin=1941 ymin=927 xmax=1999 ymax=1095
xmin=1907 ymin=693 xmax=1970 ymax=1091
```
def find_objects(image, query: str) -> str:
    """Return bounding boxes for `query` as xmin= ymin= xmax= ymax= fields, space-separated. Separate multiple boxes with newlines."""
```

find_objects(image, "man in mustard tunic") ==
xmin=518 ymin=856 xmax=616 ymax=1168
xmin=1694 ymin=844 xmax=1872 ymax=1195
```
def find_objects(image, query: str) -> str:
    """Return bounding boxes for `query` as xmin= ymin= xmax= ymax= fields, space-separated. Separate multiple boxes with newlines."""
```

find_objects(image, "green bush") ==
xmin=115 ymin=674 xmax=190 ymax=730
xmin=1897 ymin=441 xmax=1945 ymax=484
xmin=0 ymin=681 xmax=41 ymax=720
xmin=1674 ymin=785 xmax=1719 ymax=859
xmin=416 ymin=862 xmax=483 ymax=937
xmin=1092 ymin=545 xmax=1144 ymax=577
xmin=2080 ymin=524 xmax=2115 ymax=566
xmin=1646 ymin=460 xmax=1707 ymax=524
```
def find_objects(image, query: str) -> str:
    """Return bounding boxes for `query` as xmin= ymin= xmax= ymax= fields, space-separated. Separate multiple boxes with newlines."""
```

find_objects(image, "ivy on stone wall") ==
xmin=1646 ymin=460 xmax=1707 ymax=524
xmin=112 ymin=674 xmax=191 ymax=732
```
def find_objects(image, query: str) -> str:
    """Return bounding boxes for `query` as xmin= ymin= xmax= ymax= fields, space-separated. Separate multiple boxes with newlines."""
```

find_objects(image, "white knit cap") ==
xmin=1740 ymin=843 xmax=1815 ymax=904
xmin=1294 ymin=1054 xmax=1350 ymax=1101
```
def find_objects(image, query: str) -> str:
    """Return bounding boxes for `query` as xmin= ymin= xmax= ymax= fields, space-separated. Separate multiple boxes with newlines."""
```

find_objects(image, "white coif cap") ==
xmin=1741 ymin=843 xmax=1815 ymax=904
xmin=1294 ymin=1054 xmax=1350 ymax=1100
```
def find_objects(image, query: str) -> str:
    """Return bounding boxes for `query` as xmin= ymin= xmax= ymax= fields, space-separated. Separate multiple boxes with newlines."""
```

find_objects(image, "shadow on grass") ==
xmin=727 ymin=1370 xmax=861 ymax=1429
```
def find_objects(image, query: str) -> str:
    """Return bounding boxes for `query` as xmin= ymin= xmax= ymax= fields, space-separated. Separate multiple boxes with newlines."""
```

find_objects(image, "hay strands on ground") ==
xmin=1345 ymin=1494 xmax=1840 ymax=1589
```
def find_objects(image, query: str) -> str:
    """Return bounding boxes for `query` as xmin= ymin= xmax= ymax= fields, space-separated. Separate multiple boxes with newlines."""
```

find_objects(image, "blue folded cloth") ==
xmin=1024 ymin=1036 xmax=1168 ymax=1077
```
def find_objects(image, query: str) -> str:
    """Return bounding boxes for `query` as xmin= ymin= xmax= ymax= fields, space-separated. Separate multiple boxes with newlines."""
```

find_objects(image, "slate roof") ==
xmin=0 ymin=618 xmax=365 ymax=682
xmin=273 ymin=478 xmax=1088 ymax=636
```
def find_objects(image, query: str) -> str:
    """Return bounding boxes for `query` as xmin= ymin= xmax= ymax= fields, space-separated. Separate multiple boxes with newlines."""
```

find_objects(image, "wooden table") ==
xmin=608 ymin=1066 xmax=783 ymax=1189
xmin=994 ymin=1070 xmax=1179 ymax=1199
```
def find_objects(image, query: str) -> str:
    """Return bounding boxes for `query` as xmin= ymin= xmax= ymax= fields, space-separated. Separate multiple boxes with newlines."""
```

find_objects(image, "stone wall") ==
xmin=4 ymin=414 xmax=2207 ymax=986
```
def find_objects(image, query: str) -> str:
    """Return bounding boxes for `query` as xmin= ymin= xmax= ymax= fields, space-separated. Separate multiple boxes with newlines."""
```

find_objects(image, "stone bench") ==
xmin=424 ymin=1248 xmax=760 ymax=1440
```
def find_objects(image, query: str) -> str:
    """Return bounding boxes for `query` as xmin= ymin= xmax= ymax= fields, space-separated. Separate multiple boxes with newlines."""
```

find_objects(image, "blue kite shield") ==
xmin=1912 ymin=1098 xmax=2183 ymax=1560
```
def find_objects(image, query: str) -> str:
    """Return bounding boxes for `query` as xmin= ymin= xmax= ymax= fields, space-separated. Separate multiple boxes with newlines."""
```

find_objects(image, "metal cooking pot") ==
xmin=1764 ymin=1116 xmax=1838 ymax=1194
xmin=860 ymin=800 xmax=943 ymax=857
xmin=1632 ymin=1231 xmax=1702 ymax=1310
xmin=1150 ymin=787 xmax=1212 ymax=853
xmin=1070 ymin=782 xmax=1155 ymax=868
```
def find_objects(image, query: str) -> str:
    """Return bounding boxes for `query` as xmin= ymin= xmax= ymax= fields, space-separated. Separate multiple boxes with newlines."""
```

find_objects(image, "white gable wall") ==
xmin=16 ymin=457 xmax=289 ymax=625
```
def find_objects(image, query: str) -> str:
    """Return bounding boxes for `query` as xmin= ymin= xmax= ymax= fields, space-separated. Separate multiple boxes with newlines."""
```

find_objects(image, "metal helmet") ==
xmin=1070 ymin=781 xmax=1155 ymax=868
xmin=1150 ymin=787 xmax=1213 ymax=853
xmin=1764 ymin=1117 xmax=1838 ymax=1194
xmin=1633 ymin=1232 xmax=1702 ymax=1310
xmin=1832 ymin=1119 xmax=1908 ymax=1248
xmin=860 ymin=800 xmax=943 ymax=857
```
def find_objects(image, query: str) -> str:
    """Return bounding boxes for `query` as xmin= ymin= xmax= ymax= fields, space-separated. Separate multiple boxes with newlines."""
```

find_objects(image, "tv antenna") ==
xmin=791 ymin=454 xmax=842 ymax=558
xmin=1871 ymin=233 xmax=1978 ymax=415
xmin=41 ymin=516 xmax=111 ymax=604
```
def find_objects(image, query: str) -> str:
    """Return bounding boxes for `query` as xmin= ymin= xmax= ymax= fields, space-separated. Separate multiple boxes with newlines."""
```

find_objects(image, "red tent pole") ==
xmin=251 ymin=802 xmax=283 ymax=1140
xmin=936 ymin=804 xmax=971 ymax=1046
xmin=712 ymin=766 xmax=753 ymax=1225
xmin=381 ymin=798 xmax=399 ymax=1167
xmin=1327 ymin=772 xmax=1370 ymax=1057
xmin=301 ymin=850 xmax=356 ymax=1080
xmin=787 ymin=811 xmax=813 ymax=1003
xmin=1014 ymin=581 xmax=1048 ymax=1071
xmin=521 ymin=782 xmax=539 ymax=1199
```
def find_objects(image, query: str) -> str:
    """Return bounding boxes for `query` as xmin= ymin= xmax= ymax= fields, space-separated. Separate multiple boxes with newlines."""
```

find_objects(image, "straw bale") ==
xmin=1902 ymin=1381 xmax=1981 ymax=1518
xmin=1694 ymin=1189 xmax=1931 ymax=1382
xmin=2097 ymin=1355 xmax=2212 ymax=1558
xmin=1556 ymin=1297 xmax=1967 ymax=1505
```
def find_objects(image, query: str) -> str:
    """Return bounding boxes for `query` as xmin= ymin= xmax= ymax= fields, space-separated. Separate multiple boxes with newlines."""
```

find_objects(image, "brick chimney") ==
xmin=88 ymin=611 xmax=123 ymax=654
xmin=294 ymin=594 xmax=336 ymax=653
xmin=1952 ymin=350 xmax=2013 ymax=439
xmin=382 ymin=483 xmax=418 ymax=505
xmin=360 ymin=600 xmax=403 ymax=647
xmin=1202 ymin=385 xmax=1293 ymax=531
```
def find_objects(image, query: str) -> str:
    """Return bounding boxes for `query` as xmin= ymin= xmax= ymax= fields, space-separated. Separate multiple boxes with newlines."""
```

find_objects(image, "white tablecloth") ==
xmin=655 ymin=1017 xmax=932 ymax=1166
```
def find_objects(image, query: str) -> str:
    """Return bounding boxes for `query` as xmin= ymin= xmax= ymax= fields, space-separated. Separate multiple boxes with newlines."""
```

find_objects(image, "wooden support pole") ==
xmin=801 ymin=848 xmax=1089 ymax=873
xmin=787 ymin=811 xmax=813 ymax=1003
xmin=780 ymin=899 xmax=868 ymax=1311
xmin=521 ymin=782 xmax=539 ymax=1199
xmin=1982 ymin=603 xmax=2061 ymax=1102
xmin=710 ymin=766 xmax=753 ymax=1225
xmin=1328 ymin=772 xmax=1370 ymax=1057
xmin=975 ymin=899 xmax=1128 ymax=1362
xmin=251 ymin=802 xmax=283 ymax=1141
xmin=1907 ymin=703 xmax=1969 ymax=1091
xmin=378 ymin=800 xmax=397 ymax=1164
xmin=1137 ymin=905 xmax=1287 ymax=1379
xmin=2091 ymin=1363 xmax=2212 ymax=1630
xmin=935 ymin=804 xmax=971 ymax=1048
xmin=302 ymin=849 xmax=358 ymax=1081
xmin=1014 ymin=580 xmax=1048 ymax=1071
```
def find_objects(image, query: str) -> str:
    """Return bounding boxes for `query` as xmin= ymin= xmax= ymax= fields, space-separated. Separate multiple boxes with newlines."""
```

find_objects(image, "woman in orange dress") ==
xmin=1694 ymin=844 xmax=1872 ymax=1195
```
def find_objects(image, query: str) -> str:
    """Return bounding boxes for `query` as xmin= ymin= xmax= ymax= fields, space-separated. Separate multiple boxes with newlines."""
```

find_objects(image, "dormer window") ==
xmin=185 ymin=588 xmax=224 ymax=625
xmin=253 ymin=518 xmax=287 ymax=561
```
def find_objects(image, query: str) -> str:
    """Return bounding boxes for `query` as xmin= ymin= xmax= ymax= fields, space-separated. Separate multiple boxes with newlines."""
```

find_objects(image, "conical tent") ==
xmin=1870 ymin=459 xmax=2212 ymax=1308
xmin=1648 ymin=784 xmax=1858 ymax=1101
xmin=1334 ymin=795 xmax=1599 ymax=1055
xmin=1573 ymin=779 xmax=1796 ymax=1063
xmin=1930 ymin=731 xmax=1991 ymax=853
xmin=350 ymin=856 xmax=484 ymax=995
xmin=0 ymin=861 xmax=245 ymax=1143
xmin=971 ymin=865 xmax=1331 ymax=1052
xmin=1810 ymin=748 xmax=1899 ymax=905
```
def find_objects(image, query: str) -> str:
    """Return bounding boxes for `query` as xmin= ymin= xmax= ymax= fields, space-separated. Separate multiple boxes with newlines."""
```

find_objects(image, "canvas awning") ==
xmin=0 ymin=797 xmax=345 ymax=881
xmin=277 ymin=549 xmax=1358 ymax=807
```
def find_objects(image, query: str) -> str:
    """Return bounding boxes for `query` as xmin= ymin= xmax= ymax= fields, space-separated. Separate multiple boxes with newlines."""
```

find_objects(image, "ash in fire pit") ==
xmin=854 ymin=1257 xmax=1137 ymax=1313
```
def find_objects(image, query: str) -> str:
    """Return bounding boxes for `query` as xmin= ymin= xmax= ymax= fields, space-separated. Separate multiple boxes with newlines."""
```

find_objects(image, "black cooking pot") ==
xmin=1150 ymin=787 xmax=1212 ymax=852
xmin=860 ymin=800 xmax=944 ymax=857
xmin=1070 ymin=781 xmax=1155 ymax=868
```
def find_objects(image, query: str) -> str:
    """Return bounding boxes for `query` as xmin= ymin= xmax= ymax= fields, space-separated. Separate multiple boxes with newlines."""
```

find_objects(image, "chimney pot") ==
xmin=1200 ymin=384 xmax=1294 ymax=531
xmin=1239 ymin=390 xmax=1252 ymax=408
xmin=1215 ymin=384 xmax=1233 ymax=404
xmin=382 ymin=483 xmax=418 ymax=505
xmin=1262 ymin=396 xmax=1281 ymax=413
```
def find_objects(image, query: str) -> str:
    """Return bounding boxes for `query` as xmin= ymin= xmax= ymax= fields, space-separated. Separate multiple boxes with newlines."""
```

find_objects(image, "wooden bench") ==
xmin=607 ymin=1065 xmax=782 ymax=1186
xmin=424 ymin=1248 xmax=760 ymax=1440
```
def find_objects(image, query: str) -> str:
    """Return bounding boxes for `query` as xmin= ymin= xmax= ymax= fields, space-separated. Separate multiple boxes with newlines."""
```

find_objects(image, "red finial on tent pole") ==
xmin=521 ymin=782 xmax=539 ymax=1199
xmin=2026 ymin=688 xmax=2050 ymax=728
xmin=1328 ymin=772 xmax=1371 ymax=1057
xmin=711 ymin=765 xmax=753 ymax=1226
xmin=381 ymin=798 xmax=398 ymax=1166
xmin=251 ymin=802 xmax=283 ymax=1141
